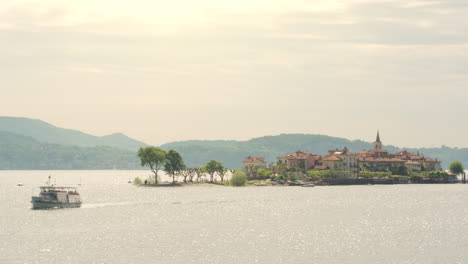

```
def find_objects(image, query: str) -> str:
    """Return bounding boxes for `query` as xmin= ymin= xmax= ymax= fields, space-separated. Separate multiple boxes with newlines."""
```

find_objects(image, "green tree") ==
xmin=450 ymin=161 xmax=465 ymax=183
xmin=257 ymin=169 xmax=273 ymax=179
xmin=449 ymin=161 xmax=464 ymax=175
xmin=396 ymin=165 xmax=408 ymax=176
xmin=230 ymin=169 xmax=247 ymax=186
xmin=164 ymin=150 xmax=186 ymax=184
xmin=137 ymin=147 xmax=167 ymax=184
xmin=205 ymin=160 xmax=224 ymax=182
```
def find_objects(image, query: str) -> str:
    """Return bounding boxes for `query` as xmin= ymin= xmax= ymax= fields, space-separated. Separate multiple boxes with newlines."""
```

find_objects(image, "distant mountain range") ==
xmin=0 ymin=117 xmax=146 ymax=169
xmin=0 ymin=117 xmax=148 ymax=151
xmin=0 ymin=116 xmax=467 ymax=169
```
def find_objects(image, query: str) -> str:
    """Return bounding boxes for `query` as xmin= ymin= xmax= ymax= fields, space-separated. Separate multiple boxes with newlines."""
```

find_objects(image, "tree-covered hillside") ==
xmin=1 ymin=117 xmax=466 ymax=170
xmin=0 ymin=116 xmax=148 ymax=151
xmin=0 ymin=131 xmax=140 ymax=169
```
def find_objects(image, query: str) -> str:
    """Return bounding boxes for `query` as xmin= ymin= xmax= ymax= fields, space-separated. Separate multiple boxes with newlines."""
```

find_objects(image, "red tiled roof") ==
xmin=322 ymin=155 xmax=342 ymax=161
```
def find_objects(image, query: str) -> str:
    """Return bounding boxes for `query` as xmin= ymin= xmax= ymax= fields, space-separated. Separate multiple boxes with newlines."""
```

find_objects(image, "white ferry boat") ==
xmin=31 ymin=186 xmax=82 ymax=209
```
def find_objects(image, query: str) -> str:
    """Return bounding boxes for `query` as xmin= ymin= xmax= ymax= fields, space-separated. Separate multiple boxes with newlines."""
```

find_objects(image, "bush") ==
xmin=230 ymin=169 xmax=247 ymax=186
xmin=133 ymin=177 xmax=143 ymax=185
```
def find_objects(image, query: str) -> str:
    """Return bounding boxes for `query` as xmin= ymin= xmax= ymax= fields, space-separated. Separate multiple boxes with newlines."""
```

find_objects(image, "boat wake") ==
xmin=81 ymin=202 xmax=136 ymax=208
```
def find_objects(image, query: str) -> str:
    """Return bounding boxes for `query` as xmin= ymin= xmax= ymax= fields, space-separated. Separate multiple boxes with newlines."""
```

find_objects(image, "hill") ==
xmin=0 ymin=131 xmax=140 ymax=169
xmin=1 ymin=117 xmax=466 ymax=170
xmin=0 ymin=116 xmax=148 ymax=151
xmin=160 ymin=134 xmax=467 ymax=169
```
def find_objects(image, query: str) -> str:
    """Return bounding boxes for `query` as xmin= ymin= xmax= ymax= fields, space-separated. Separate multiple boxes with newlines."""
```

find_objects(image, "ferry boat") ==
xmin=31 ymin=186 xmax=82 ymax=209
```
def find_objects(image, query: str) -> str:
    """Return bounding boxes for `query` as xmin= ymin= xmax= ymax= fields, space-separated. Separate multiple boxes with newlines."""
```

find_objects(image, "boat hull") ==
xmin=31 ymin=197 xmax=81 ymax=210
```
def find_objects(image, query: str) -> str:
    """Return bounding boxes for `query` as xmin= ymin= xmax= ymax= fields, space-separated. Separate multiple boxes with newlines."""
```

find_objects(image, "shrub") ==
xmin=133 ymin=177 xmax=143 ymax=185
xmin=230 ymin=169 xmax=247 ymax=186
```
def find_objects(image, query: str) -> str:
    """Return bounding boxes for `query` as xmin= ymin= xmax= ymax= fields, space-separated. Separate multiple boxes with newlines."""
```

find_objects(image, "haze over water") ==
xmin=1 ymin=170 xmax=468 ymax=264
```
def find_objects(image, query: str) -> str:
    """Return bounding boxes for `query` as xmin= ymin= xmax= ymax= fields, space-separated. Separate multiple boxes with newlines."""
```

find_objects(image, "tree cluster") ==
xmin=137 ymin=147 xmax=227 ymax=184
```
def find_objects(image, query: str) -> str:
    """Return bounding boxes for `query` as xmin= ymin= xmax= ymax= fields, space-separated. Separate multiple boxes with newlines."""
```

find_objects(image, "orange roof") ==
xmin=322 ymin=155 xmax=342 ymax=161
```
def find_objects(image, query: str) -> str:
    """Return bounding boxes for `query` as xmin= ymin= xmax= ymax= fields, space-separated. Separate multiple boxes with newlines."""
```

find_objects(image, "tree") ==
xmin=449 ymin=161 xmax=465 ymax=183
xmin=137 ymin=147 xmax=167 ymax=184
xmin=194 ymin=167 xmax=204 ymax=182
xmin=396 ymin=165 xmax=408 ymax=176
xmin=186 ymin=168 xmax=197 ymax=182
xmin=449 ymin=161 xmax=464 ymax=175
xmin=243 ymin=164 xmax=258 ymax=179
xmin=205 ymin=160 xmax=224 ymax=182
xmin=257 ymin=169 xmax=273 ymax=179
xmin=272 ymin=162 xmax=288 ymax=178
xmin=230 ymin=169 xmax=247 ymax=186
xmin=218 ymin=168 xmax=228 ymax=182
xmin=180 ymin=168 xmax=196 ymax=183
xmin=164 ymin=150 xmax=186 ymax=184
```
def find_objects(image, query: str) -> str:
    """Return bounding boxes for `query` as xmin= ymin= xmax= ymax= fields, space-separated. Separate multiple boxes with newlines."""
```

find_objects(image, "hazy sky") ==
xmin=1 ymin=0 xmax=467 ymax=147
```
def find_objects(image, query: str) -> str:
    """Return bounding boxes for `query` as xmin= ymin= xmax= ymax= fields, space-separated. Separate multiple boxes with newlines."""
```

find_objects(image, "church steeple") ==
xmin=373 ymin=131 xmax=382 ymax=150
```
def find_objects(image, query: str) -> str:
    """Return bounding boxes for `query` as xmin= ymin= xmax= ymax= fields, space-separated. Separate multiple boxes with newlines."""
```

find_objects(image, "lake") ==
xmin=1 ymin=170 xmax=468 ymax=263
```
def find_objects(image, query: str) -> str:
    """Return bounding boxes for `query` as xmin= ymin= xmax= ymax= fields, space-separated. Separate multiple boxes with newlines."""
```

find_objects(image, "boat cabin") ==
xmin=40 ymin=186 xmax=79 ymax=194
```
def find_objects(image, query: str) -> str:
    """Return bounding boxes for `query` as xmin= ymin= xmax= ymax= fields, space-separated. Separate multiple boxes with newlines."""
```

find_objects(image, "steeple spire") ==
xmin=373 ymin=131 xmax=382 ymax=151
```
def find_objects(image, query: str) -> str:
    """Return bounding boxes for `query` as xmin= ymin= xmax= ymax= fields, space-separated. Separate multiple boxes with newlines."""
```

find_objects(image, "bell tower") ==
xmin=373 ymin=131 xmax=382 ymax=150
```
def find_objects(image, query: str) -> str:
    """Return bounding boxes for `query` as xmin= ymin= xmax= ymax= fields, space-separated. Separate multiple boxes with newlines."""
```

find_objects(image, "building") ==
xmin=357 ymin=132 xmax=442 ymax=174
xmin=255 ymin=131 xmax=443 ymax=177
xmin=243 ymin=156 xmax=267 ymax=170
xmin=276 ymin=151 xmax=320 ymax=171
xmin=317 ymin=147 xmax=359 ymax=175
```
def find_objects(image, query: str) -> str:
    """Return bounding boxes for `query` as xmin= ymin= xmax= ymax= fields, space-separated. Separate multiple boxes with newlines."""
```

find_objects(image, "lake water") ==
xmin=1 ymin=170 xmax=468 ymax=264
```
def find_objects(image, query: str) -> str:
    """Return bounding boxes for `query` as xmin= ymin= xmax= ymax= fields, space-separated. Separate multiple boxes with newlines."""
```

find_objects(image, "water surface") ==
xmin=1 ymin=171 xmax=467 ymax=263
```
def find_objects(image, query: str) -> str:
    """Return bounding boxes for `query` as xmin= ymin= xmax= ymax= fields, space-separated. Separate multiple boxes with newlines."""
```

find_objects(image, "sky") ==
xmin=1 ymin=0 xmax=468 ymax=148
